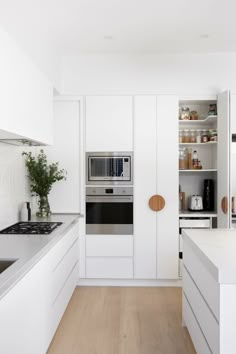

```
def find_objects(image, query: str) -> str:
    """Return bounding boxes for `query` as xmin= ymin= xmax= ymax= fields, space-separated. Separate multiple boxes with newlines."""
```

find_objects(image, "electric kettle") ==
xmin=189 ymin=195 xmax=203 ymax=211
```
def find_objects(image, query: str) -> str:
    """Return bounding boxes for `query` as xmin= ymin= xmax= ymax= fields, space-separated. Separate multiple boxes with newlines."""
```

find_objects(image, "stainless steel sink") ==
xmin=0 ymin=259 xmax=17 ymax=274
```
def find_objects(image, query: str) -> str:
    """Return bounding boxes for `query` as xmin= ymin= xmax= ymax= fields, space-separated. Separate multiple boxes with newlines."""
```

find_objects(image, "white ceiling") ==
xmin=0 ymin=0 xmax=236 ymax=55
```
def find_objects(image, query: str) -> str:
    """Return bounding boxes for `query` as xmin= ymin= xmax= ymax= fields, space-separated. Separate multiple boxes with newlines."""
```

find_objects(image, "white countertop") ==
xmin=0 ymin=213 xmax=82 ymax=300
xmin=183 ymin=228 xmax=236 ymax=284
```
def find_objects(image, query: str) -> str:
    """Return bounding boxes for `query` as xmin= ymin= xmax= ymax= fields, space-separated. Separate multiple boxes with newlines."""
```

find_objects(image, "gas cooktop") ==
xmin=0 ymin=222 xmax=63 ymax=235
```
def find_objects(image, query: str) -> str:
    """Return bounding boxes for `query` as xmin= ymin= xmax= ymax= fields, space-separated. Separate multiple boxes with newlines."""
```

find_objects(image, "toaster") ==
xmin=189 ymin=195 xmax=203 ymax=211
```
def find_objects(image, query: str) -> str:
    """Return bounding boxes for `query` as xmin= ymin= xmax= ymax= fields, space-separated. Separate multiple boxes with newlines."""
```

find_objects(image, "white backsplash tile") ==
xmin=0 ymin=143 xmax=32 ymax=229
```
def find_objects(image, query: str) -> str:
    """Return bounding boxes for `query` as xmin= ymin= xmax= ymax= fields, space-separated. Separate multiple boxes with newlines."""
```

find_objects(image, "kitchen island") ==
xmin=0 ymin=213 xmax=82 ymax=354
xmin=182 ymin=228 xmax=236 ymax=354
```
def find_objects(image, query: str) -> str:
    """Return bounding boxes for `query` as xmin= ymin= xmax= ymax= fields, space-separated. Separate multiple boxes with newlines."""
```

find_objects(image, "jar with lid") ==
xmin=179 ymin=148 xmax=187 ymax=170
xmin=187 ymin=148 xmax=193 ymax=169
xmin=209 ymin=129 xmax=217 ymax=142
xmin=190 ymin=129 xmax=196 ymax=143
xmin=208 ymin=104 xmax=217 ymax=116
xmin=179 ymin=130 xmax=183 ymax=143
xmin=190 ymin=111 xmax=198 ymax=120
xmin=196 ymin=129 xmax=202 ymax=144
xmin=201 ymin=129 xmax=209 ymax=143
xmin=180 ymin=107 xmax=190 ymax=120
xmin=183 ymin=129 xmax=190 ymax=143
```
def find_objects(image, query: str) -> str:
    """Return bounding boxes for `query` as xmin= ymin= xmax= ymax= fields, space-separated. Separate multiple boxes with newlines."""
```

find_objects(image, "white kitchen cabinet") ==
xmin=178 ymin=92 xmax=231 ymax=230
xmin=0 ymin=29 xmax=53 ymax=145
xmin=85 ymin=235 xmax=133 ymax=279
xmin=134 ymin=95 xmax=179 ymax=280
xmin=86 ymin=257 xmax=133 ymax=279
xmin=85 ymin=96 xmax=133 ymax=151
xmin=86 ymin=235 xmax=133 ymax=257
xmin=0 ymin=254 xmax=49 ymax=354
xmin=48 ymin=222 xmax=79 ymax=343
xmin=0 ymin=222 xmax=79 ymax=354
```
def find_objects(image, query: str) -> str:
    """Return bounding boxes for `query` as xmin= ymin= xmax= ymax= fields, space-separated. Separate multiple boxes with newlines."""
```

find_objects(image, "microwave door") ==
xmin=90 ymin=158 xmax=107 ymax=179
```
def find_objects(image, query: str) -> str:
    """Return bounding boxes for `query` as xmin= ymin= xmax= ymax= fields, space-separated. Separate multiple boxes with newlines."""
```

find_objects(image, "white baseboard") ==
xmin=77 ymin=278 xmax=182 ymax=287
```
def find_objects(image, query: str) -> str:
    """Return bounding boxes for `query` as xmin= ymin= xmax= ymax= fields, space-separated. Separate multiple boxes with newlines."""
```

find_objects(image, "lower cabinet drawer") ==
xmin=52 ymin=238 xmax=79 ymax=303
xmin=86 ymin=235 xmax=133 ymax=257
xmin=86 ymin=258 xmax=133 ymax=278
xmin=180 ymin=219 xmax=211 ymax=228
xmin=50 ymin=223 xmax=79 ymax=270
xmin=183 ymin=294 xmax=211 ymax=354
xmin=183 ymin=267 xmax=219 ymax=354
xmin=50 ymin=261 xmax=79 ymax=342
xmin=183 ymin=242 xmax=219 ymax=320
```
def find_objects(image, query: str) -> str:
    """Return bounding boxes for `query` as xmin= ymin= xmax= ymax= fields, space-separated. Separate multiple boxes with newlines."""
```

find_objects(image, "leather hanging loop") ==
xmin=149 ymin=195 xmax=165 ymax=212
xmin=221 ymin=196 xmax=228 ymax=214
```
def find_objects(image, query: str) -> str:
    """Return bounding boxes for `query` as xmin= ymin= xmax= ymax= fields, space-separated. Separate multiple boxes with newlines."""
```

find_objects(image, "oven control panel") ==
xmin=86 ymin=186 xmax=133 ymax=196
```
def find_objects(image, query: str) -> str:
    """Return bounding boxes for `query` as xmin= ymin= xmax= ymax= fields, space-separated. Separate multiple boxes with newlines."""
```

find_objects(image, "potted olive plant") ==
xmin=22 ymin=150 xmax=67 ymax=217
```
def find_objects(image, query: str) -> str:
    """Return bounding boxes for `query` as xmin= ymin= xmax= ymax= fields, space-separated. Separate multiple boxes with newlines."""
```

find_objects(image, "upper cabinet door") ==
xmin=85 ymin=96 xmax=133 ymax=151
xmin=0 ymin=29 xmax=53 ymax=145
xmin=218 ymin=90 xmax=230 ymax=228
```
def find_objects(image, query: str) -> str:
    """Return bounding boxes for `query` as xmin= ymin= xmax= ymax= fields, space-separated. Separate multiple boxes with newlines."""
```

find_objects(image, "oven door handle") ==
xmin=86 ymin=196 xmax=133 ymax=203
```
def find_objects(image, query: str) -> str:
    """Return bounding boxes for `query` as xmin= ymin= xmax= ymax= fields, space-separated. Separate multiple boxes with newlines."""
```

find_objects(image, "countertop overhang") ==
xmin=183 ymin=228 xmax=236 ymax=284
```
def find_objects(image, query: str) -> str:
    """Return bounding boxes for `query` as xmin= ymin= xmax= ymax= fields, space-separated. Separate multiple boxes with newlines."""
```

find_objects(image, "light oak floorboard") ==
xmin=47 ymin=287 xmax=196 ymax=354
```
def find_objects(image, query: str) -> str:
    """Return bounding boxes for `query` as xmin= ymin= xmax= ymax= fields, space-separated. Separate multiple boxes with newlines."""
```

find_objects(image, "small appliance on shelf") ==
xmin=189 ymin=195 xmax=203 ymax=211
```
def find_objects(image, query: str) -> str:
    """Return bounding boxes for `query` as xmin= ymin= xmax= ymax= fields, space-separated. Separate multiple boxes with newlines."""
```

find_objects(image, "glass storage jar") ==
xmin=201 ymin=129 xmax=209 ymax=143
xmin=190 ymin=130 xmax=196 ymax=143
xmin=209 ymin=129 xmax=217 ymax=142
xmin=196 ymin=129 xmax=202 ymax=143
xmin=179 ymin=130 xmax=183 ymax=143
xmin=187 ymin=148 xmax=193 ymax=169
xmin=179 ymin=148 xmax=187 ymax=170
xmin=180 ymin=107 xmax=190 ymax=120
xmin=183 ymin=129 xmax=190 ymax=143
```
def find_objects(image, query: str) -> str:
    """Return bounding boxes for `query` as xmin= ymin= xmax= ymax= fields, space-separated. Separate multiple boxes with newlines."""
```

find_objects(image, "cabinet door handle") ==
xmin=221 ymin=196 xmax=228 ymax=214
xmin=149 ymin=195 xmax=165 ymax=212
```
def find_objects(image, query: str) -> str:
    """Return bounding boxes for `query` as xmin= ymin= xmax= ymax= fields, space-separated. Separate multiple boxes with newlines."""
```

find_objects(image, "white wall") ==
xmin=0 ymin=144 xmax=31 ymax=230
xmin=61 ymin=53 xmax=236 ymax=95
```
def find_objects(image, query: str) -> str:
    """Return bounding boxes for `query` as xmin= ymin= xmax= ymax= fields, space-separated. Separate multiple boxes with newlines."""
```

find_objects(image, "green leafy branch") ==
xmin=22 ymin=150 xmax=67 ymax=197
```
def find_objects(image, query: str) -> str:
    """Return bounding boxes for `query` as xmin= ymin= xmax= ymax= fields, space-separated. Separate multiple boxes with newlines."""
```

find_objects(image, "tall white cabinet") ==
xmin=85 ymin=96 xmax=133 ymax=151
xmin=134 ymin=96 xmax=179 ymax=279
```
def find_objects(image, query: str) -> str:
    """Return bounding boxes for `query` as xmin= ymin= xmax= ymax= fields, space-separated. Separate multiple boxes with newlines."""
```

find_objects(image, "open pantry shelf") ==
xmin=179 ymin=142 xmax=217 ymax=146
xmin=179 ymin=115 xmax=217 ymax=126
xmin=179 ymin=169 xmax=217 ymax=173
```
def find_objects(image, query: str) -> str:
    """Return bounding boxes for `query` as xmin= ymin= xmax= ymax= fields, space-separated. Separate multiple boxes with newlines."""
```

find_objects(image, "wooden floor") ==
xmin=47 ymin=287 xmax=196 ymax=354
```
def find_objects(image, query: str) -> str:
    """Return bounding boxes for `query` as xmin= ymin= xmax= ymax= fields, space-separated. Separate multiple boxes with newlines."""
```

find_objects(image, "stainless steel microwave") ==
xmin=86 ymin=152 xmax=133 ymax=185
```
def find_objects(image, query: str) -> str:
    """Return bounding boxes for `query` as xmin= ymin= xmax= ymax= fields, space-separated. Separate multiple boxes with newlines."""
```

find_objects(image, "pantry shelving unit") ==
xmin=179 ymin=99 xmax=218 ymax=216
xmin=178 ymin=99 xmax=219 ymax=278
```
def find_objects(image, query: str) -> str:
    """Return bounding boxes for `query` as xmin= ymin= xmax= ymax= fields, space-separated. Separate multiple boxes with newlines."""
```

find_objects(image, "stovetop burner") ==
xmin=0 ymin=222 xmax=63 ymax=235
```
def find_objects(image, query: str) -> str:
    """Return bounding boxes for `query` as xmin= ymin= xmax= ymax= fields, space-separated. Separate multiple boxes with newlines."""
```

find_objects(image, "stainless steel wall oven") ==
xmin=86 ymin=187 xmax=133 ymax=235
